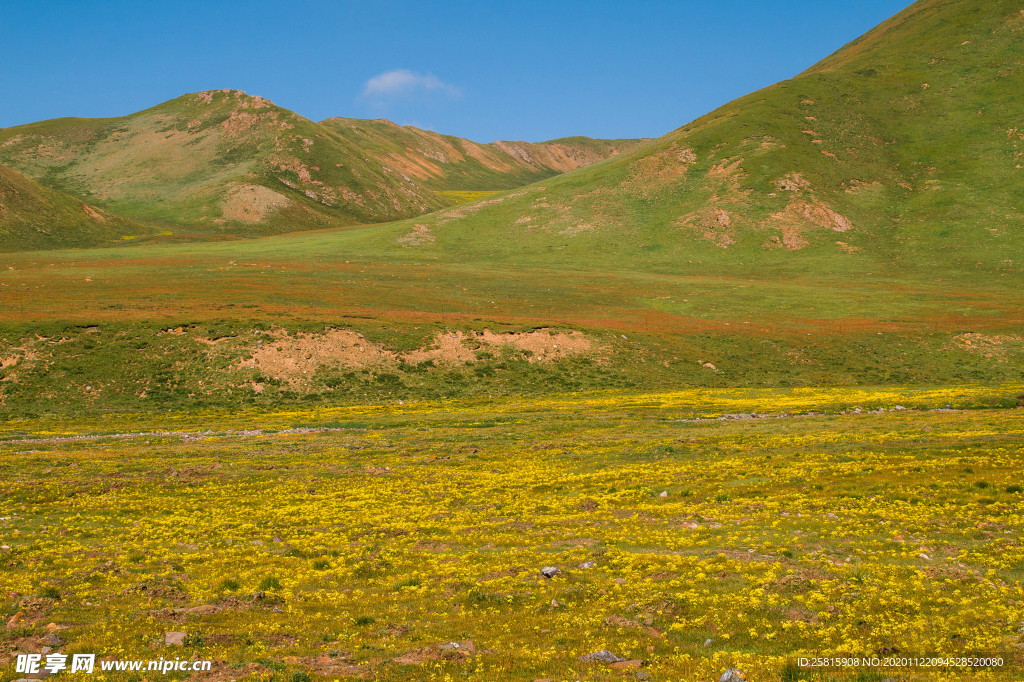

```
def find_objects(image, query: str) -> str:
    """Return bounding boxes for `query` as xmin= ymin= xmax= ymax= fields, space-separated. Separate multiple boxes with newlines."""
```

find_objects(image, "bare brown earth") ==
xmin=951 ymin=332 xmax=1023 ymax=360
xmin=236 ymin=328 xmax=595 ymax=388
xmin=219 ymin=184 xmax=291 ymax=223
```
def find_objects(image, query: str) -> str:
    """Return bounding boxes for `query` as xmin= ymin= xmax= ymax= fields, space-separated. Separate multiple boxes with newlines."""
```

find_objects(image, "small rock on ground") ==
xmin=579 ymin=650 xmax=625 ymax=664
xmin=719 ymin=669 xmax=747 ymax=682
xmin=540 ymin=566 xmax=560 ymax=578
xmin=185 ymin=604 xmax=222 ymax=615
xmin=39 ymin=634 xmax=64 ymax=647
xmin=164 ymin=631 xmax=188 ymax=646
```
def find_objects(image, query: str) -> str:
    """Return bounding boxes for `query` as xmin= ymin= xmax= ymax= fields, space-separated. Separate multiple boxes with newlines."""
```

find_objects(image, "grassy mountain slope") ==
xmin=0 ymin=164 xmax=148 ymax=252
xmin=356 ymin=0 xmax=1022 ymax=291
xmin=0 ymin=91 xmax=638 ymax=242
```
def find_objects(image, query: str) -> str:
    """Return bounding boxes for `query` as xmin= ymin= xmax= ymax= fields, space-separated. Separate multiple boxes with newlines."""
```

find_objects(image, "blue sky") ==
xmin=1 ymin=0 xmax=910 ymax=142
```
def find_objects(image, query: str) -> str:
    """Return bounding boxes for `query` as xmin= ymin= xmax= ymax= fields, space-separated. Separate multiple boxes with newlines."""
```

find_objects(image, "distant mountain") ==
xmin=376 ymin=0 xmax=1024 ymax=282
xmin=318 ymin=117 xmax=640 ymax=191
xmin=0 ymin=90 xmax=639 ymax=243
xmin=0 ymin=164 xmax=148 ymax=252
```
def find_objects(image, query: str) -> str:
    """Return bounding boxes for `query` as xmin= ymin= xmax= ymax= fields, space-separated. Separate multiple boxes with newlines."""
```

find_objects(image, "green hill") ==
xmin=0 ymin=91 xmax=638 ymax=243
xmin=0 ymin=164 xmax=148 ymax=252
xmin=355 ymin=0 xmax=1023 ymax=291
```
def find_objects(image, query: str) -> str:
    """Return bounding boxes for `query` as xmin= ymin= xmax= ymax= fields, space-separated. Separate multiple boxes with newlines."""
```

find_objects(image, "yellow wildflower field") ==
xmin=1 ymin=387 xmax=1022 ymax=681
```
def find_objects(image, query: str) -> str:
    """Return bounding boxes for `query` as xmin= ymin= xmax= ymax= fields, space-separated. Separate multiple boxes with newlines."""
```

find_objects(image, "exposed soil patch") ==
xmin=708 ymin=157 xmax=745 ymax=182
xmin=118 ymin=579 xmax=189 ymax=603
xmin=766 ymin=568 xmax=836 ymax=593
xmin=604 ymin=614 xmax=642 ymax=629
xmin=766 ymin=200 xmax=854 ymax=250
xmin=775 ymin=173 xmax=811 ymax=192
xmin=220 ymin=184 xmax=290 ymax=223
xmin=9 ymin=598 xmax=56 ymax=626
xmin=436 ymin=190 xmax=527 ymax=224
xmin=81 ymin=203 xmax=106 ymax=222
xmin=793 ymin=201 xmax=852 ymax=231
xmin=843 ymin=179 xmax=882 ymax=194
xmin=1 ymin=352 xmax=29 ymax=371
xmin=560 ymin=223 xmax=594 ymax=236
xmin=393 ymin=647 xmax=444 ymax=665
xmin=1 ymin=342 xmax=36 ymax=382
xmin=238 ymin=329 xmax=385 ymax=382
xmin=396 ymin=223 xmax=434 ymax=246
xmin=620 ymin=144 xmax=696 ymax=199
xmin=298 ymin=655 xmax=370 ymax=679
xmin=676 ymin=207 xmax=737 ymax=248
xmin=952 ymin=332 xmax=1022 ymax=361
xmin=237 ymin=328 xmax=595 ymax=388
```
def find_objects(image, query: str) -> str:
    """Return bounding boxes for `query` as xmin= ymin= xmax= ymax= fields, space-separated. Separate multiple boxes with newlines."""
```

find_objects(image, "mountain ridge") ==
xmin=0 ymin=90 xmax=640 ymax=248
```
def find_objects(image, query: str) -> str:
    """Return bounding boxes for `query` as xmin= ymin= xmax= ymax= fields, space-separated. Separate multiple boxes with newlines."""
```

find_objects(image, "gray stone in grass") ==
xmin=703 ymin=638 xmax=713 ymax=647
xmin=579 ymin=650 xmax=625 ymax=664
xmin=578 ymin=561 xmax=597 ymax=569
xmin=540 ymin=566 xmax=560 ymax=578
xmin=719 ymin=669 xmax=747 ymax=682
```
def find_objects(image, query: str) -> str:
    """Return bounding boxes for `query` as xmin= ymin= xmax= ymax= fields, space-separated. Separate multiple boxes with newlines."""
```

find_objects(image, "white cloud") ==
xmin=361 ymin=69 xmax=461 ymax=102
